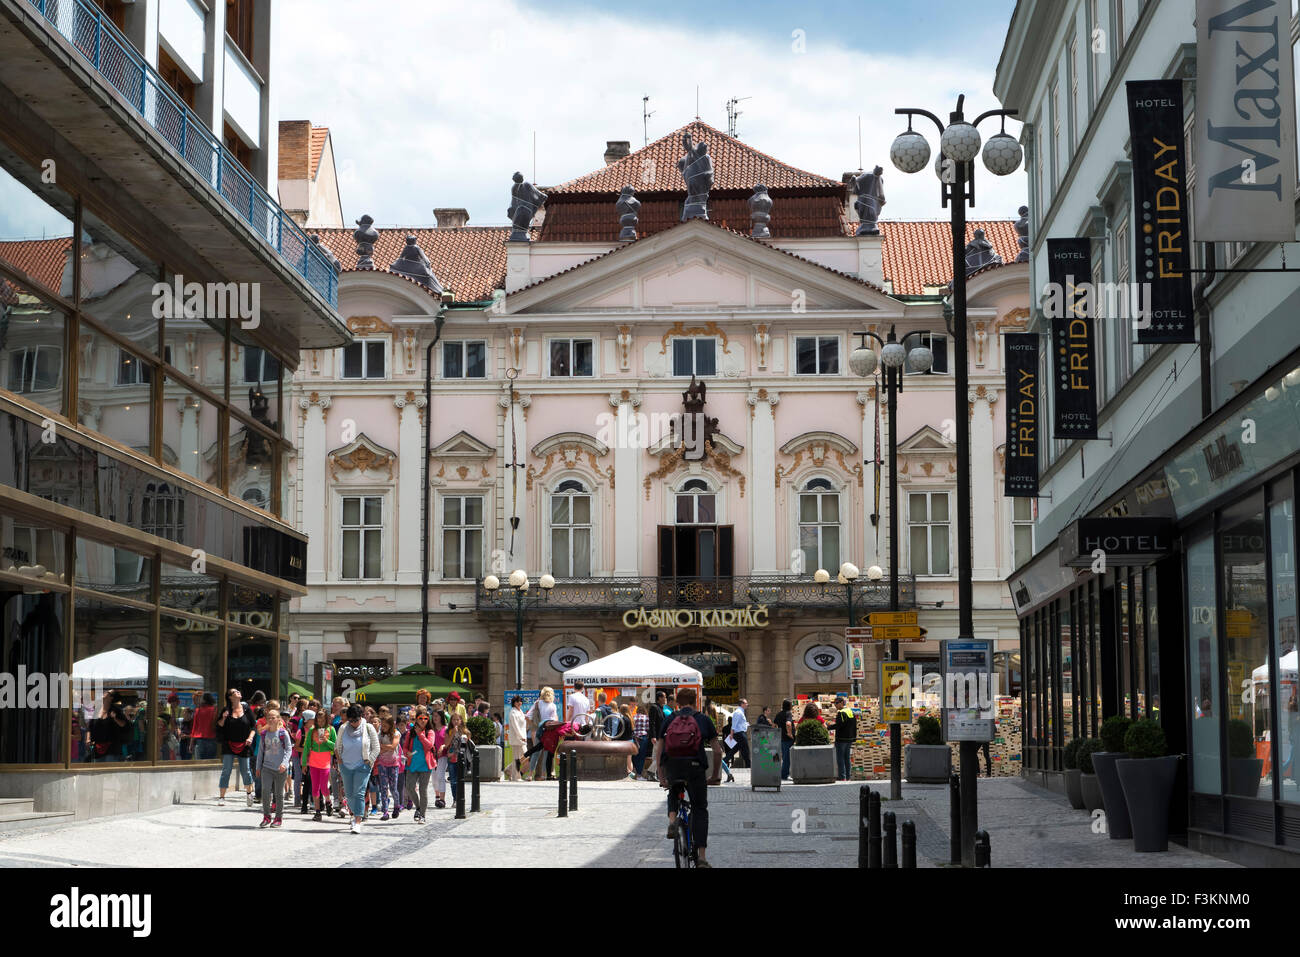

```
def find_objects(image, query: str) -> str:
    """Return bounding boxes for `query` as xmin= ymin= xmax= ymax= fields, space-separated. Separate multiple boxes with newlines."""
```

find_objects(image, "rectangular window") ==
xmin=7 ymin=345 xmax=61 ymax=394
xmin=226 ymin=0 xmax=255 ymax=61
xmin=443 ymin=341 xmax=487 ymax=379
xmin=341 ymin=495 xmax=382 ymax=579
xmin=905 ymin=333 xmax=948 ymax=375
xmin=342 ymin=340 xmax=386 ymax=379
xmin=549 ymin=339 xmax=594 ymax=377
xmin=798 ymin=487 xmax=841 ymax=572
xmin=1114 ymin=0 xmax=1127 ymax=56
xmin=1049 ymin=80 xmax=1060 ymax=186
xmin=1270 ymin=476 xmax=1298 ymax=804
xmin=1188 ymin=532 xmax=1221 ymax=794
xmin=1034 ymin=113 xmax=1045 ymax=223
xmin=908 ymin=491 xmax=951 ymax=576
xmin=550 ymin=489 xmax=592 ymax=578
xmin=243 ymin=345 xmax=281 ymax=384
xmin=794 ymin=336 xmax=839 ymax=375
xmin=1068 ymin=36 xmax=1079 ymax=148
xmin=441 ymin=495 xmax=484 ymax=579
xmin=158 ymin=46 xmax=196 ymax=108
xmin=223 ymin=122 xmax=254 ymax=176
xmin=671 ymin=338 xmax=717 ymax=377
xmin=1012 ymin=497 xmax=1035 ymax=569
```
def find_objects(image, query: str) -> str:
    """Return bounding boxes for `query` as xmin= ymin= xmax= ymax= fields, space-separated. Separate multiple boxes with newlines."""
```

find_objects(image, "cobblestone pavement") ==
xmin=0 ymin=773 xmax=1236 ymax=868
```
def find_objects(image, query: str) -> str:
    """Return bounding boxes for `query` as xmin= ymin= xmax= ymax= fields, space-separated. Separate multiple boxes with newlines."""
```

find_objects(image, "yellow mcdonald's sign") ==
xmin=451 ymin=667 xmax=473 ymax=685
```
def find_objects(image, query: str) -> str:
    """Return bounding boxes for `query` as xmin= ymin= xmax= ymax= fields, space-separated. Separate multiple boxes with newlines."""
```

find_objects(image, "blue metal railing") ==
xmin=28 ymin=0 xmax=338 ymax=308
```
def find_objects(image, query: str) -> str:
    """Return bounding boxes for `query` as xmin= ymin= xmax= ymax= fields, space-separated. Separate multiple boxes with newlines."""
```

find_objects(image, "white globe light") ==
xmin=890 ymin=130 xmax=931 ymax=174
xmin=907 ymin=345 xmax=934 ymax=373
xmin=849 ymin=346 xmax=878 ymax=377
xmin=508 ymin=569 xmax=528 ymax=588
xmin=836 ymin=572 xmax=847 ymax=584
xmin=539 ymin=573 xmax=556 ymax=589
xmin=867 ymin=564 xmax=884 ymax=581
xmin=1266 ymin=386 xmax=1282 ymax=401
xmin=982 ymin=132 xmax=1023 ymax=176
xmin=813 ymin=568 xmax=830 ymax=583
xmin=881 ymin=341 xmax=907 ymax=369
xmin=483 ymin=574 xmax=500 ymax=591
xmin=1285 ymin=367 xmax=1300 ymax=388
xmin=940 ymin=122 xmax=981 ymax=162
xmin=840 ymin=562 xmax=860 ymax=580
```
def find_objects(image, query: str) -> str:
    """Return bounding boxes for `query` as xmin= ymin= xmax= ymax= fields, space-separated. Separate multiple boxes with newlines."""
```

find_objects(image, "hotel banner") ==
xmin=1046 ymin=238 xmax=1098 ymax=439
xmin=1126 ymin=79 xmax=1195 ymax=343
xmin=1004 ymin=332 xmax=1039 ymax=497
xmin=1195 ymin=0 xmax=1297 ymax=242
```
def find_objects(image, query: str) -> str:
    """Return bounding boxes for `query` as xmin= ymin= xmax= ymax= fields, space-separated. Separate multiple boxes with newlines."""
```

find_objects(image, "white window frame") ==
xmin=340 ymin=493 xmax=384 ymax=580
xmin=670 ymin=338 xmax=717 ymax=378
xmin=242 ymin=345 xmax=280 ymax=384
xmin=547 ymin=338 xmax=595 ymax=378
xmin=792 ymin=335 xmax=840 ymax=376
xmin=116 ymin=348 xmax=151 ymax=386
xmin=339 ymin=339 xmax=388 ymax=380
xmin=797 ymin=477 xmax=842 ymax=574
xmin=1049 ymin=79 xmax=1060 ymax=186
xmin=671 ymin=477 xmax=720 ymax=525
xmin=547 ymin=479 xmax=593 ymax=578
xmin=1011 ymin=497 xmax=1035 ymax=571
xmin=1068 ymin=35 xmax=1079 ymax=149
xmin=907 ymin=489 xmax=952 ymax=578
xmin=439 ymin=492 xmax=485 ymax=580
xmin=904 ymin=333 xmax=949 ymax=375
xmin=443 ymin=340 xmax=488 ymax=380
xmin=7 ymin=344 xmax=61 ymax=394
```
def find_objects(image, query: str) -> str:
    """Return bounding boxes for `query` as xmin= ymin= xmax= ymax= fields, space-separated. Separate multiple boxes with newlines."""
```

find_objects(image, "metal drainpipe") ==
xmin=1193 ymin=243 xmax=1218 ymax=419
xmin=421 ymin=307 xmax=448 ymax=667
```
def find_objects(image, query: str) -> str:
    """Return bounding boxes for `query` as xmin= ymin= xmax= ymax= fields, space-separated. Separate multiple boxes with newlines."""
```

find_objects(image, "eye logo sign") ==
xmin=549 ymin=646 xmax=589 ymax=672
xmin=803 ymin=645 xmax=843 ymax=673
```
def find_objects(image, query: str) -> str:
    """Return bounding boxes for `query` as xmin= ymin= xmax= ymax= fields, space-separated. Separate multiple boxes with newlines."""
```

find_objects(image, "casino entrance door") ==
xmin=662 ymin=641 xmax=742 ymax=706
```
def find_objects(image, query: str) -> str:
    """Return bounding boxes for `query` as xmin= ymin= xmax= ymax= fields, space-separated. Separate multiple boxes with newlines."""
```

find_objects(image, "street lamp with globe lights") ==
xmin=483 ymin=568 xmax=555 ymax=688
xmin=814 ymin=562 xmax=864 ymax=695
xmin=890 ymin=93 xmax=1020 ymax=867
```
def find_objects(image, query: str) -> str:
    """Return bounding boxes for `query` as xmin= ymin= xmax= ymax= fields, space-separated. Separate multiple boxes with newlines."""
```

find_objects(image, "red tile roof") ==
xmin=880 ymin=220 xmax=1020 ymax=295
xmin=540 ymin=194 xmax=850 ymax=242
xmin=309 ymin=128 xmax=329 ymax=180
xmin=0 ymin=237 xmax=73 ymax=294
xmin=547 ymin=121 xmax=842 ymax=195
xmin=313 ymin=226 xmax=515 ymax=302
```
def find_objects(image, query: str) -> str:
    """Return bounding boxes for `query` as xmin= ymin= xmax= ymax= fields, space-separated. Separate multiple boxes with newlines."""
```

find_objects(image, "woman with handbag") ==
xmin=215 ymin=689 xmax=256 ymax=806
xmin=442 ymin=711 xmax=469 ymax=803
xmin=302 ymin=709 xmax=335 ymax=821
xmin=402 ymin=706 xmax=436 ymax=822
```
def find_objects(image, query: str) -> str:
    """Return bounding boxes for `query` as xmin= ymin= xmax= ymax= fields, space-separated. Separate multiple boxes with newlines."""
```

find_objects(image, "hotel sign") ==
xmin=1046 ymin=238 xmax=1098 ymax=438
xmin=1060 ymin=517 xmax=1176 ymax=567
xmin=622 ymin=605 xmax=770 ymax=629
xmin=1126 ymin=79 xmax=1194 ymax=343
xmin=1004 ymin=332 xmax=1039 ymax=496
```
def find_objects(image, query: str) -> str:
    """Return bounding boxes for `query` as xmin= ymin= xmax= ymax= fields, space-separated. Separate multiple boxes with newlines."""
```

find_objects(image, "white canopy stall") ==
xmin=73 ymin=647 xmax=204 ymax=691
xmin=562 ymin=645 xmax=703 ymax=707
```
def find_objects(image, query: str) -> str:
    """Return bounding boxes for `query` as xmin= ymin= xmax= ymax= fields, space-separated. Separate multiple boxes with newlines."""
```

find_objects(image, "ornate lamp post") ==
xmin=814 ymin=562 xmax=864 ymax=692
xmin=483 ymin=569 xmax=555 ymax=689
xmin=889 ymin=94 xmax=1020 ymax=865
xmin=849 ymin=326 xmax=933 ymax=800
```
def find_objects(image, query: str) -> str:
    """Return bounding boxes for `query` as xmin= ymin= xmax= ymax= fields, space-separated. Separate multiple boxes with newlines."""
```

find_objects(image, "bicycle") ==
xmin=669 ymin=778 xmax=697 ymax=868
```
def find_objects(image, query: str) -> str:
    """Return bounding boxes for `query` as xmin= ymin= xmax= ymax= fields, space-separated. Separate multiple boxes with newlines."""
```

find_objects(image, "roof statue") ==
xmin=388 ymin=234 xmax=445 ymax=294
xmin=748 ymin=183 xmax=772 ymax=239
xmin=616 ymin=185 xmax=640 ymax=241
xmin=311 ymin=233 xmax=342 ymax=274
xmin=1014 ymin=205 xmax=1030 ymax=263
xmin=353 ymin=215 xmax=378 ymax=270
xmin=679 ymin=375 xmax=719 ymax=460
xmin=852 ymin=166 xmax=886 ymax=236
xmin=507 ymin=172 xmax=547 ymax=242
xmin=964 ymin=227 xmax=1003 ymax=275
xmin=677 ymin=132 xmax=713 ymax=221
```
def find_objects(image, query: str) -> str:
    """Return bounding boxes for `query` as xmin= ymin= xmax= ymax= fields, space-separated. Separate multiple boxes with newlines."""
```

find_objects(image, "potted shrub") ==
xmin=904 ymin=715 xmax=952 ymax=783
xmin=1078 ymin=739 xmax=1105 ymax=812
xmin=466 ymin=715 xmax=501 ymax=781
xmin=1226 ymin=719 xmax=1263 ymax=797
xmin=1091 ymin=715 xmax=1133 ymax=840
xmin=1115 ymin=719 xmax=1180 ymax=852
xmin=790 ymin=718 xmax=835 ymax=784
xmin=1062 ymin=738 xmax=1086 ymax=810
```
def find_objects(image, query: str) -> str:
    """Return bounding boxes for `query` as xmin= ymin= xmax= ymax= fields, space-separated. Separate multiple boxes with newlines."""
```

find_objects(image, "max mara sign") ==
xmin=622 ymin=605 xmax=771 ymax=629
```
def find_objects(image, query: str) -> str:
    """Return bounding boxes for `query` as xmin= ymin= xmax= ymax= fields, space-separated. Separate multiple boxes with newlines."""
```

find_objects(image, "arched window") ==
xmin=799 ymin=478 xmax=840 ymax=573
xmin=550 ymin=479 xmax=591 ymax=578
xmin=676 ymin=478 xmax=716 ymax=525
xmin=242 ymin=486 xmax=269 ymax=512
xmin=143 ymin=482 xmax=184 ymax=542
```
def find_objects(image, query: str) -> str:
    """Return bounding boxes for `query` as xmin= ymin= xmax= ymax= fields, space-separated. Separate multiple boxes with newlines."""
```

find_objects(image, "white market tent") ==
xmin=1252 ymin=650 xmax=1298 ymax=683
xmin=73 ymin=647 xmax=204 ymax=690
xmin=562 ymin=645 xmax=703 ymax=694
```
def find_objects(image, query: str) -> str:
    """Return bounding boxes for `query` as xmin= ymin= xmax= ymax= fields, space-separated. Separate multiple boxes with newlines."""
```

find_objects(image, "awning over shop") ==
xmin=350 ymin=665 xmax=471 ymax=705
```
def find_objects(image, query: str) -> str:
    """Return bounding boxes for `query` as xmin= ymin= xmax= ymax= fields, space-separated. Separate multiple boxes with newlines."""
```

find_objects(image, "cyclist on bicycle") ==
xmin=654 ymin=687 xmax=721 ymax=867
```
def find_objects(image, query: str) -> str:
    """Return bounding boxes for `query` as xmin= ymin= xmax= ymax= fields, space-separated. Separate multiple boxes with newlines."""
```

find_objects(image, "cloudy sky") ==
xmin=275 ymin=0 xmax=1025 ymax=229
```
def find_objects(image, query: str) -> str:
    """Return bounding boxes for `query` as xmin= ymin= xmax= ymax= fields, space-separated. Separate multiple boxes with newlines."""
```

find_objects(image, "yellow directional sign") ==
xmin=869 ymin=610 xmax=918 ymax=626
xmin=880 ymin=662 xmax=912 ymax=721
xmin=873 ymin=625 xmax=928 ymax=641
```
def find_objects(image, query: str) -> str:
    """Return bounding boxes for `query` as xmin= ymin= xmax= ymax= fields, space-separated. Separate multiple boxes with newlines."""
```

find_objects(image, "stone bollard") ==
xmin=858 ymin=785 xmax=871 ymax=869
xmin=558 ymin=752 xmax=568 ymax=818
xmin=949 ymin=772 xmax=962 ymax=865
xmin=902 ymin=819 xmax=917 ymax=868
xmin=470 ymin=746 xmax=481 ymax=813
xmin=883 ymin=810 xmax=897 ymax=868
xmin=569 ymin=748 xmax=578 ymax=811
xmin=975 ymin=829 xmax=991 ymax=868
xmin=868 ymin=789 xmax=882 ymax=869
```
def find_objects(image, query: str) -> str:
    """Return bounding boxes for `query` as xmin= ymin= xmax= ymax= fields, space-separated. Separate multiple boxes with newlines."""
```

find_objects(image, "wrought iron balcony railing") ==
xmin=474 ymin=575 xmax=916 ymax=615
xmin=27 ymin=0 xmax=338 ymax=307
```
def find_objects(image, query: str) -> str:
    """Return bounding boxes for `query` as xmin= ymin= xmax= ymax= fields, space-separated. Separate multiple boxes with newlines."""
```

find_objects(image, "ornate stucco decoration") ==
xmin=658 ymin=321 xmax=731 ymax=357
xmin=617 ymin=326 xmax=633 ymax=371
xmin=328 ymin=433 xmax=396 ymax=482
xmin=430 ymin=431 xmax=494 ymax=486
xmin=347 ymin=316 xmax=397 ymax=337
xmin=897 ymin=425 xmax=955 ymax=479
xmin=777 ymin=432 xmax=862 ymax=487
xmin=299 ymin=391 xmax=332 ymax=424
xmin=607 ymin=389 xmax=642 ymax=408
xmin=746 ymin=388 xmax=780 ymax=419
xmin=644 ymin=440 xmax=745 ymax=500
xmin=497 ymin=391 xmax=532 ymax=421
xmin=754 ymin=324 xmax=770 ymax=369
xmin=510 ymin=328 xmax=525 ymax=369
xmin=855 ymin=389 xmax=876 ymax=420
xmin=401 ymin=329 xmax=418 ymax=374
xmin=994 ymin=306 xmax=1030 ymax=335
xmin=527 ymin=433 xmax=613 ymax=490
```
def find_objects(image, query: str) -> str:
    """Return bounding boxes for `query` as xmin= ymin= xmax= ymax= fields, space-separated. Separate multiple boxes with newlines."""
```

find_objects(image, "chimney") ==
xmin=603 ymin=140 xmax=631 ymax=165
xmin=433 ymin=207 xmax=470 ymax=228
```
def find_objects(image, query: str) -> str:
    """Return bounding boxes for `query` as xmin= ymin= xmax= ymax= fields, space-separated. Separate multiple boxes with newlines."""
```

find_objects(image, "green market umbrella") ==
xmin=280 ymin=678 xmax=313 ymax=700
xmin=352 ymin=668 xmax=470 ymax=705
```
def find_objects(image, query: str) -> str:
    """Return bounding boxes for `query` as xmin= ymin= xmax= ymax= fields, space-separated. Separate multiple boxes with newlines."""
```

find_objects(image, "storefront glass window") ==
xmin=1188 ymin=533 xmax=1221 ymax=793
xmin=1133 ymin=570 xmax=1146 ymax=718
xmin=1221 ymin=495 xmax=1268 ymax=799
xmin=1089 ymin=579 xmax=1101 ymax=737
xmin=1146 ymin=571 xmax=1160 ymax=723
xmin=1269 ymin=478 xmax=1297 ymax=804
xmin=1061 ymin=600 xmax=1073 ymax=744
xmin=1118 ymin=574 xmax=1131 ymax=717
xmin=229 ymin=631 xmax=275 ymax=705
xmin=159 ymin=613 xmax=221 ymax=762
xmin=73 ymin=594 xmax=154 ymax=764
xmin=79 ymin=321 xmax=153 ymax=454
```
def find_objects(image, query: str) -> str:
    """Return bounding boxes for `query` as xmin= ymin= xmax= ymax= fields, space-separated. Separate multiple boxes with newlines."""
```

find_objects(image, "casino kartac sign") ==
xmin=1060 ymin=517 xmax=1175 ymax=567
xmin=622 ymin=605 xmax=770 ymax=629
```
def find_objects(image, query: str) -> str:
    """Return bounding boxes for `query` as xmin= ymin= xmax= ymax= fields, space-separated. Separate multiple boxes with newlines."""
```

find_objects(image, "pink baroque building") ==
xmin=290 ymin=121 xmax=1030 ymax=713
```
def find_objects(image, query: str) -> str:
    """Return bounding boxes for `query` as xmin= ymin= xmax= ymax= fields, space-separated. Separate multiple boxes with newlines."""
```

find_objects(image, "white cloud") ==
xmin=276 ymin=0 xmax=1026 ymax=227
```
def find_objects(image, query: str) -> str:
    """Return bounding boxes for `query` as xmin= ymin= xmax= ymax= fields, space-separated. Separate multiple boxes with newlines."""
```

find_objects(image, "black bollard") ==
xmin=454 ymin=759 xmax=466 ymax=819
xmin=948 ymin=772 xmax=961 ymax=865
xmin=470 ymin=746 xmax=481 ymax=813
xmin=868 ymin=789 xmax=882 ymax=869
xmin=975 ymin=829 xmax=991 ymax=868
xmin=901 ymin=819 xmax=917 ymax=869
xmin=883 ymin=810 xmax=897 ymax=868
xmin=558 ymin=752 xmax=568 ymax=817
xmin=569 ymin=749 xmax=578 ymax=811
xmin=857 ymin=786 xmax=871 ymax=869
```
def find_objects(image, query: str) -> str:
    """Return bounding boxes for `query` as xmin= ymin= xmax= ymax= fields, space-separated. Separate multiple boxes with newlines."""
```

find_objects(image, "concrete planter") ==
xmin=904 ymin=744 xmax=953 ymax=783
xmin=473 ymin=745 xmax=502 ymax=782
xmin=1080 ymin=772 xmax=1104 ymax=812
xmin=1063 ymin=768 xmax=1086 ymax=810
xmin=1227 ymin=758 xmax=1264 ymax=798
xmin=1116 ymin=755 xmax=1180 ymax=852
xmin=790 ymin=744 xmax=835 ymax=784
xmin=1091 ymin=752 xmax=1132 ymax=839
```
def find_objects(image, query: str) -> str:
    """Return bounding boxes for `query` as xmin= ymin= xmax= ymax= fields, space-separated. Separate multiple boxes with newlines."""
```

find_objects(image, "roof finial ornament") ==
xmin=311 ymin=233 xmax=342 ymax=275
xmin=1014 ymin=205 xmax=1030 ymax=263
xmin=353 ymin=215 xmax=378 ymax=270
xmin=852 ymin=166 xmax=885 ymax=236
xmin=748 ymin=184 xmax=772 ymax=239
xmin=507 ymin=172 xmax=547 ymax=242
xmin=964 ymin=228 xmax=1003 ymax=275
xmin=616 ymin=186 xmax=640 ymax=241
xmin=677 ymin=132 xmax=713 ymax=221
xmin=389 ymin=234 xmax=445 ymax=295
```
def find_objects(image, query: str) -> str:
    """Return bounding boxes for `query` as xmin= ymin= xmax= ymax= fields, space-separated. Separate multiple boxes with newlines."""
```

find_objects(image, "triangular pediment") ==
xmin=502 ymin=219 xmax=897 ymax=315
xmin=431 ymin=430 xmax=494 ymax=458
xmin=649 ymin=429 xmax=744 ymax=456
xmin=328 ymin=433 xmax=397 ymax=480
xmin=898 ymin=425 xmax=953 ymax=454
